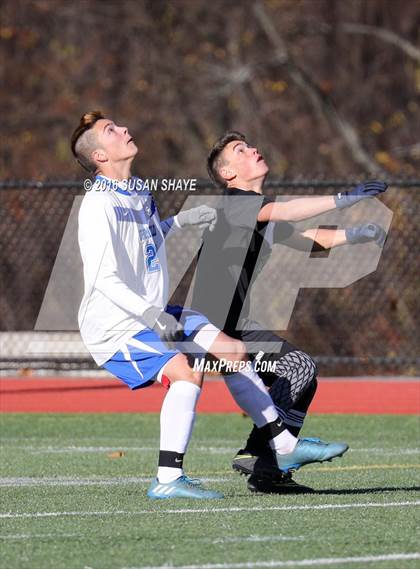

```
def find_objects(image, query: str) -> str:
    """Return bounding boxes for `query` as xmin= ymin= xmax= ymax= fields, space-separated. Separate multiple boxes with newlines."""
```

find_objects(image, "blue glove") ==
xmin=335 ymin=181 xmax=388 ymax=209
xmin=345 ymin=223 xmax=387 ymax=247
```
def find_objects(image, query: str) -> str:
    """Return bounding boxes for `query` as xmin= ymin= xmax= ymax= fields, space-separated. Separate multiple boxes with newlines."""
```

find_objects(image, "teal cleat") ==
xmin=275 ymin=438 xmax=349 ymax=472
xmin=147 ymin=475 xmax=224 ymax=500
xmin=182 ymin=475 xmax=202 ymax=486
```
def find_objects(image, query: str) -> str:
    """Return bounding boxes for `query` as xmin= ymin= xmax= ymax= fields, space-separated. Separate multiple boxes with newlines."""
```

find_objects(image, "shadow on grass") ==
xmin=235 ymin=485 xmax=420 ymax=496
xmin=312 ymin=485 xmax=420 ymax=495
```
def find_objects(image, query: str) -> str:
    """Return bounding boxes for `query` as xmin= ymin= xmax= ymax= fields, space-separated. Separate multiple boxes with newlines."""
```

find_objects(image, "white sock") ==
xmin=224 ymin=366 xmax=297 ymax=454
xmin=223 ymin=366 xmax=279 ymax=426
xmin=157 ymin=380 xmax=201 ymax=483
xmin=269 ymin=429 xmax=298 ymax=454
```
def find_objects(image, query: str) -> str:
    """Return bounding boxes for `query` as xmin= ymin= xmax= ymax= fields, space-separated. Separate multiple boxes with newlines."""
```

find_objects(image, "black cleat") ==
xmin=247 ymin=472 xmax=314 ymax=494
xmin=232 ymin=448 xmax=281 ymax=478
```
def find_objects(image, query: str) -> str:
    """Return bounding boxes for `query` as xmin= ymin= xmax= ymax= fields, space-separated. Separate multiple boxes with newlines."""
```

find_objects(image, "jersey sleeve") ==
xmin=78 ymin=196 xmax=153 ymax=318
xmin=160 ymin=215 xmax=181 ymax=237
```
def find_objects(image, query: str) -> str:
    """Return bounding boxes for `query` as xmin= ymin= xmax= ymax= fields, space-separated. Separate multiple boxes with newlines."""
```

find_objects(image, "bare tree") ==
xmin=340 ymin=23 xmax=420 ymax=64
xmin=253 ymin=1 xmax=383 ymax=174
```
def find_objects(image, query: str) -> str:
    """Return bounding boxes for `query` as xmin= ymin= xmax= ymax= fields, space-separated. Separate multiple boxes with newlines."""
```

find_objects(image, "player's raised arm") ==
xmin=258 ymin=195 xmax=336 ymax=222
xmin=160 ymin=205 xmax=218 ymax=237
xmin=258 ymin=181 xmax=388 ymax=223
xmin=176 ymin=205 xmax=218 ymax=232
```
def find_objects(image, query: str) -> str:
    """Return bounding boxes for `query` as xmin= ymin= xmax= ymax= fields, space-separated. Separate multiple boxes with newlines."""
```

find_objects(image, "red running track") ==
xmin=0 ymin=377 xmax=419 ymax=414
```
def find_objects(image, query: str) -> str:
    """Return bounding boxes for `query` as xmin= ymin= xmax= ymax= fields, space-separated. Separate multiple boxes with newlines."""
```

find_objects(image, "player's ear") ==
xmin=219 ymin=166 xmax=236 ymax=183
xmin=92 ymin=148 xmax=107 ymax=165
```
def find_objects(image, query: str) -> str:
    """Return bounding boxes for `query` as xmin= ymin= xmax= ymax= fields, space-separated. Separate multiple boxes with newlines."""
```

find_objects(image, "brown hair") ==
xmin=207 ymin=131 xmax=246 ymax=187
xmin=70 ymin=110 xmax=105 ymax=172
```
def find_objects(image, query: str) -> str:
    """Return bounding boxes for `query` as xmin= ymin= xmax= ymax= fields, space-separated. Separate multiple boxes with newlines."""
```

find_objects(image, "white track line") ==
xmin=121 ymin=552 xmax=420 ymax=569
xmin=1 ymin=500 xmax=419 ymax=519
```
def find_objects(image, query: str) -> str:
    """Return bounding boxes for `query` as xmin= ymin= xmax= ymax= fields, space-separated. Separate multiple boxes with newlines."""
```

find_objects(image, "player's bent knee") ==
xmin=232 ymin=339 xmax=247 ymax=363
xmin=294 ymin=350 xmax=317 ymax=384
xmin=162 ymin=354 xmax=203 ymax=387
xmin=221 ymin=338 xmax=247 ymax=364
xmin=208 ymin=332 xmax=248 ymax=365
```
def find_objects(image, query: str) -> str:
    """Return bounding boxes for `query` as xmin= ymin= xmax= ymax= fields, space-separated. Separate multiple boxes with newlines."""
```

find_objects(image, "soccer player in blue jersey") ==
xmin=192 ymin=131 xmax=387 ymax=493
xmin=71 ymin=112 xmax=348 ymax=500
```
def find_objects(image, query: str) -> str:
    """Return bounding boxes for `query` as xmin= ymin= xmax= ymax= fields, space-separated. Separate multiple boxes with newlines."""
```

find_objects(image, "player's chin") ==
xmin=258 ymin=162 xmax=269 ymax=176
xmin=127 ymin=143 xmax=139 ymax=156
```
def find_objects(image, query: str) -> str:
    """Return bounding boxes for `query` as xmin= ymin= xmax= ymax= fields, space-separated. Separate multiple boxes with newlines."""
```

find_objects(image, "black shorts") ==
xmin=227 ymin=318 xmax=298 ymax=387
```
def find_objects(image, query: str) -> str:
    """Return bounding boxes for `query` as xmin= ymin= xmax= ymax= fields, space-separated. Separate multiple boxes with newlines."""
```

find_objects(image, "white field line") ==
xmin=1 ymin=462 xmax=419 ymax=488
xmin=352 ymin=448 xmax=420 ymax=455
xmin=210 ymin=535 xmax=304 ymax=544
xmin=0 ymin=464 xmax=420 ymax=488
xmin=0 ymin=533 xmax=302 ymax=543
xmin=0 ymin=438 xmax=241 ymax=444
xmin=1 ymin=500 xmax=419 ymax=519
xmin=0 ymin=533 xmax=80 ymax=540
xmin=2 ymin=461 xmax=420 ymax=487
xmin=312 ymin=464 xmax=420 ymax=473
xmin=0 ymin=476 xmax=232 ymax=487
xmin=4 ymin=446 xmax=237 ymax=455
xmin=121 ymin=552 xmax=420 ymax=569
xmin=1 ymin=445 xmax=419 ymax=457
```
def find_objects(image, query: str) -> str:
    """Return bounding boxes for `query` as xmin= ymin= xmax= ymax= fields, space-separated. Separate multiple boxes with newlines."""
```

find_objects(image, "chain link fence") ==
xmin=0 ymin=179 xmax=418 ymax=376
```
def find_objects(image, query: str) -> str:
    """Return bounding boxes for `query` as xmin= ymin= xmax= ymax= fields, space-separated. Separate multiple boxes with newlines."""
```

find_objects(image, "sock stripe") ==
xmin=274 ymin=407 xmax=287 ymax=421
xmin=284 ymin=418 xmax=304 ymax=428
xmin=287 ymin=409 xmax=307 ymax=419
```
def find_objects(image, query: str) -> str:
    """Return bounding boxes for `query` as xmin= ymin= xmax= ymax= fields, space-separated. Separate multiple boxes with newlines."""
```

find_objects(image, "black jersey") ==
xmin=191 ymin=187 xmax=293 ymax=334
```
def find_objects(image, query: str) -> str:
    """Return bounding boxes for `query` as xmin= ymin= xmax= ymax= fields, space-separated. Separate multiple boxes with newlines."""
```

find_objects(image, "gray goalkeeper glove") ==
xmin=345 ymin=223 xmax=387 ymax=247
xmin=177 ymin=205 xmax=218 ymax=232
xmin=142 ymin=306 xmax=184 ymax=342
xmin=335 ymin=180 xmax=388 ymax=209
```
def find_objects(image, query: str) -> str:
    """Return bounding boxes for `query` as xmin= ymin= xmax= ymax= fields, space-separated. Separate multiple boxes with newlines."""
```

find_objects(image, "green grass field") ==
xmin=0 ymin=413 xmax=419 ymax=569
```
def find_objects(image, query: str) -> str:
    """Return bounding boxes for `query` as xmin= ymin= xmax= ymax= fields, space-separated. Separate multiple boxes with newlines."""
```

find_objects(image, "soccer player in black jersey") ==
xmin=191 ymin=131 xmax=387 ymax=493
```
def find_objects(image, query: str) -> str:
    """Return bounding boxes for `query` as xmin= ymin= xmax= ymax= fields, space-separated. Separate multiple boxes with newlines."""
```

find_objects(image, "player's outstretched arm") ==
xmin=160 ymin=206 xmax=217 ymax=238
xmin=302 ymin=224 xmax=386 ymax=249
xmin=279 ymin=223 xmax=387 ymax=251
xmin=301 ymin=228 xmax=347 ymax=249
xmin=344 ymin=223 xmax=387 ymax=247
xmin=335 ymin=181 xmax=388 ymax=209
xmin=257 ymin=180 xmax=388 ymax=223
